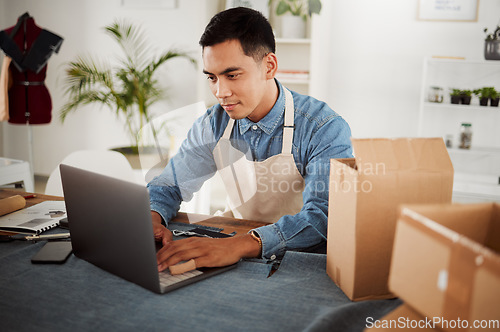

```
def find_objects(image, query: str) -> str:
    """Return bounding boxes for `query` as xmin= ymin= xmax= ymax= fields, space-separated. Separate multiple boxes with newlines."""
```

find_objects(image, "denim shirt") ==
xmin=148 ymin=80 xmax=353 ymax=261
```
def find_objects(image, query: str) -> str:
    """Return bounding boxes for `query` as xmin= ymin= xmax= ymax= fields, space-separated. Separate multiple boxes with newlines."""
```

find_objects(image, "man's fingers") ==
xmin=162 ymin=229 xmax=173 ymax=245
xmin=157 ymin=238 xmax=216 ymax=271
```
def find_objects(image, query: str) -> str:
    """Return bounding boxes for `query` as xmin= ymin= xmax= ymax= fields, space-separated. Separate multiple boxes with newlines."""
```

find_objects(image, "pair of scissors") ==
xmin=171 ymin=229 xmax=211 ymax=238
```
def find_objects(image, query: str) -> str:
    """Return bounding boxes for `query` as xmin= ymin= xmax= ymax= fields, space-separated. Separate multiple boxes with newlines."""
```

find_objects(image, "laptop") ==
xmin=59 ymin=164 xmax=237 ymax=294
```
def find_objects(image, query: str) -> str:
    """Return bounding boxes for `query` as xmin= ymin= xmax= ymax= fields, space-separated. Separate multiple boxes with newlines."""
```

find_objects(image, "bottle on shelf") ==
xmin=459 ymin=123 xmax=472 ymax=149
xmin=427 ymin=86 xmax=444 ymax=103
xmin=445 ymin=134 xmax=453 ymax=148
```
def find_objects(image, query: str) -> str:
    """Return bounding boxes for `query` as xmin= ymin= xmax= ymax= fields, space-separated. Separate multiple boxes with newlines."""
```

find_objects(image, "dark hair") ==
xmin=199 ymin=7 xmax=275 ymax=61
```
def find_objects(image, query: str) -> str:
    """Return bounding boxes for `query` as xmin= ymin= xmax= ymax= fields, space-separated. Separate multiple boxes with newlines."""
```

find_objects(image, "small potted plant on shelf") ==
xmin=490 ymin=88 xmax=500 ymax=107
xmin=60 ymin=20 xmax=196 ymax=169
xmin=473 ymin=87 xmax=495 ymax=106
xmin=460 ymin=89 xmax=472 ymax=105
xmin=271 ymin=0 xmax=322 ymax=39
xmin=484 ymin=24 xmax=500 ymax=60
xmin=450 ymin=88 xmax=462 ymax=104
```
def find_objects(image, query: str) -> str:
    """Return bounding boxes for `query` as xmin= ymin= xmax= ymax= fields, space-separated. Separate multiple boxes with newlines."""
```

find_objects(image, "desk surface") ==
xmin=0 ymin=189 xmax=402 ymax=331
xmin=0 ymin=189 xmax=269 ymax=235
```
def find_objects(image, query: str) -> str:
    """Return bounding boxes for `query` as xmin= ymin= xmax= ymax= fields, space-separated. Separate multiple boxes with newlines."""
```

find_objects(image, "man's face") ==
xmin=202 ymin=39 xmax=276 ymax=121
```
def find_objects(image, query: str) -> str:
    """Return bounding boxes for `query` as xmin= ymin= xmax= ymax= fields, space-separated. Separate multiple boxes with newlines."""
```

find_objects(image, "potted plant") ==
xmin=60 ymin=20 xmax=196 ymax=169
xmin=450 ymin=88 xmax=462 ymax=104
xmin=460 ymin=89 xmax=472 ymax=105
xmin=271 ymin=0 xmax=322 ymax=38
xmin=484 ymin=24 xmax=500 ymax=60
xmin=473 ymin=87 xmax=495 ymax=106
xmin=490 ymin=88 xmax=499 ymax=107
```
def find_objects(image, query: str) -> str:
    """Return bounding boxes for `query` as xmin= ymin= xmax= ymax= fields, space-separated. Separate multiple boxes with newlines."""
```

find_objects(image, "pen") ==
xmin=25 ymin=233 xmax=71 ymax=242
xmin=23 ymin=194 xmax=37 ymax=199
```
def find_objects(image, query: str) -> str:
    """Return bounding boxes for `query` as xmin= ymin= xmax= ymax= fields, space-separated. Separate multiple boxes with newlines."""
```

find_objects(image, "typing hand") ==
xmin=156 ymin=234 xmax=260 ymax=272
xmin=151 ymin=211 xmax=173 ymax=246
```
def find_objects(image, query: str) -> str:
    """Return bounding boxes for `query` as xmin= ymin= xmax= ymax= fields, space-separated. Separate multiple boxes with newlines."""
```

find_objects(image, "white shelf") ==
xmin=447 ymin=146 xmax=500 ymax=155
xmin=419 ymin=58 xmax=500 ymax=200
xmin=274 ymin=36 xmax=313 ymax=94
xmin=423 ymin=102 xmax=500 ymax=111
xmin=275 ymin=38 xmax=311 ymax=44
xmin=426 ymin=57 xmax=500 ymax=66
xmin=278 ymin=78 xmax=310 ymax=85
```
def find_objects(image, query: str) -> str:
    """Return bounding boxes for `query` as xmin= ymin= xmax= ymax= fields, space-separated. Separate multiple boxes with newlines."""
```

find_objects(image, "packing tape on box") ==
xmin=0 ymin=195 xmax=26 ymax=217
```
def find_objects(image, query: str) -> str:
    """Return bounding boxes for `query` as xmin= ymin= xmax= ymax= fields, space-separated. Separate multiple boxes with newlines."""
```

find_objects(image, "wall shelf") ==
xmin=423 ymin=102 xmax=500 ymax=112
xmin=418 ymin=57 xmax=500 ymax=202
xmin=274 ymin=38 xmax=312 ymax=95
xmin=275 ymin=38 xmax=311 ymax=44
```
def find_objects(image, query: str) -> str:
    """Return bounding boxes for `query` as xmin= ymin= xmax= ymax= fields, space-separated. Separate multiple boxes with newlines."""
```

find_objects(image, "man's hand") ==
xmin=156 ymin=233 xmax=261 ymax=272
xmin=151 ymin=211 xmax=172 ymax=246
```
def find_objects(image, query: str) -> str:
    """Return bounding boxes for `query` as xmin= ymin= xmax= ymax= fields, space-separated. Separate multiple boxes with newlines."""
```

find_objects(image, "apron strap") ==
xmin=222 ymin=118 xmax=235 ymax=139
xmin=219 ymin=88 xmax=294 ymax=153
xmin=282 ymin=88 xmax=295 ymax=154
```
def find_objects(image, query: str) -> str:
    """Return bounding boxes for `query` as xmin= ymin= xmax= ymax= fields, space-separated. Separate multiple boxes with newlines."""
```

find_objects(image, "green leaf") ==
xmin=276 ymin=2 xmax=291 ymax=16
xmin=308 ymin=0 xmax=322 ymax=15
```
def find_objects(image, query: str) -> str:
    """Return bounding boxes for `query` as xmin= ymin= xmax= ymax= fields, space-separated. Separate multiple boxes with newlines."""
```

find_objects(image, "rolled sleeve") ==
xmin=253 ymin=224 xmax=285 ymax=261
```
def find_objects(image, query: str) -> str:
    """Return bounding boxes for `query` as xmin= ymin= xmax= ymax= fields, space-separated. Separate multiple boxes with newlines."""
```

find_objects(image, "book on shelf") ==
xmin=0 ymin=200 xmax=66 ymax=234
xmin=275 ymin=70 xmax=310 ymax=81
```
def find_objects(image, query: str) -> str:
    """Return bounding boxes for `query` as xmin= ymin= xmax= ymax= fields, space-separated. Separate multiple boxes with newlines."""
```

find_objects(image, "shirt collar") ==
xmin=238 ymin=79 xmax=286 ymax=136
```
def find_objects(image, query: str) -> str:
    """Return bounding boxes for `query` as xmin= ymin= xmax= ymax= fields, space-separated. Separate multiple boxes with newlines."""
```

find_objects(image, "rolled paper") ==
xmin=168 ymin=259 xmax=197 ymax=275
xmin=0 ymin=195 xmax=26 ymax=217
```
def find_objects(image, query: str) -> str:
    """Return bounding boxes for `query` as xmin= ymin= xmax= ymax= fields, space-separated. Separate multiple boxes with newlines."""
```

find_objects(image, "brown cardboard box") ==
xmin=327 ymin=138 xmax=454 ymax=301
xmin=389 ymin=203 xmax=500 ymax=331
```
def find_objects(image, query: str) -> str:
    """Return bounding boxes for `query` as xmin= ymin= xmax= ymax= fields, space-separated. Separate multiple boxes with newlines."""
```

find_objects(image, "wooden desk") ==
xmin=0 ymin=189 xmax=269 ymax=235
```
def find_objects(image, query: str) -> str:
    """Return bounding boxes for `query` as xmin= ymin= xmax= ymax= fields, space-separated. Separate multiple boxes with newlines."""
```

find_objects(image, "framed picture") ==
xmin=417 ymin=0 xmax=479 ymax=22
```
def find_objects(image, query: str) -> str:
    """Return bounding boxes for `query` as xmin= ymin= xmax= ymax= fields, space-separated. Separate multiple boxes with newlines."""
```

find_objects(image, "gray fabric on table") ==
xmin=0 ymin=239 xmax=401 ymax=331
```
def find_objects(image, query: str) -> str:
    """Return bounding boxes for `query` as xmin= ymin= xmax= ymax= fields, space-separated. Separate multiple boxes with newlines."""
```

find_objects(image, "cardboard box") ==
xmin=326 ymin=138 xmax=454 ymax=301
xmin=389 ymin=203 xmax=500 ymax=331
xmin=364 ymin=304 xmax=439 ymax=331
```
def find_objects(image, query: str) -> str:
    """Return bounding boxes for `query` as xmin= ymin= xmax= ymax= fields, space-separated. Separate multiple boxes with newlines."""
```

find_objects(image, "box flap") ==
xmin=351 ymin=138 xmax=453 ymax=173
xmin=402 ymin=203 xmax=495 ymax=247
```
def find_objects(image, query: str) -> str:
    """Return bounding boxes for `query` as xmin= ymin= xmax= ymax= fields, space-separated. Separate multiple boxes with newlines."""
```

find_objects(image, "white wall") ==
xmin=2 ymin=0 xmax=500 ymax=176
xmin=1 ymin=0 xmax=220 ymax=175
xmin=310 ymin=0 xmax=500 ymax=139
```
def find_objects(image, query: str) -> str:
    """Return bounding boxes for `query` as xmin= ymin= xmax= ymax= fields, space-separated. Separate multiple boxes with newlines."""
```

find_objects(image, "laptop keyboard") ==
xmin=159 ymin=269 xmax=203 ymax=287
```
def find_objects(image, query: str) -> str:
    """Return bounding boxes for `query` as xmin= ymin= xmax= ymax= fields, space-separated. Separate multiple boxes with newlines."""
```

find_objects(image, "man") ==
xmin=148 ymin=7 xmax=352 ymax=272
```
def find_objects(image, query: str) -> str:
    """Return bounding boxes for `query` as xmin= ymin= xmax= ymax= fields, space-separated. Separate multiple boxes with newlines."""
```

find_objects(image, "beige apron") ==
xmin=213 ymin=88 xmax=304 ymax=223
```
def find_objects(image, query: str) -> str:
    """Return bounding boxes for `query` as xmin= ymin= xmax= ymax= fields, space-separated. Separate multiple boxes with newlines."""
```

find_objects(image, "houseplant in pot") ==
xmin=271 ymin=0 xmax=322 ymax=38
xmin=490 ymin=88 xmax=499 ymax=107
xmin=484 ymin=23 xmax=500 ymax=60
xmin=460 ymin=89 xmax=472 ymax=105
xmin=450 ymin=88 xmax=462 ymax=104
xmin=60 ymin=20 xmax=196 ymax=170
xmin=473 ymin=87 xmax=495 ymax=106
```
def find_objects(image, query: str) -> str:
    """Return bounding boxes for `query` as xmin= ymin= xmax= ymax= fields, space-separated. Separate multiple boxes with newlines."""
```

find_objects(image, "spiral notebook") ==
xmin=0 ymin=201 xmax=66 ymax=234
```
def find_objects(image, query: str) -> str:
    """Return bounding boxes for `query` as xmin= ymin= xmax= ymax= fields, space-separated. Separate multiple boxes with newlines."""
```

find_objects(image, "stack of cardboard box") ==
xmin=326 ymin=137 xmax=499 ymax=331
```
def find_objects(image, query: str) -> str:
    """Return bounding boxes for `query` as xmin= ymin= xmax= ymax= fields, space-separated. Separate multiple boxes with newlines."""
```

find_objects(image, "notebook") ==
xmin=59 ymin=164 xmax=236 ymax=294
xmin=0 ymin=199 xmax=66 ymax=234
